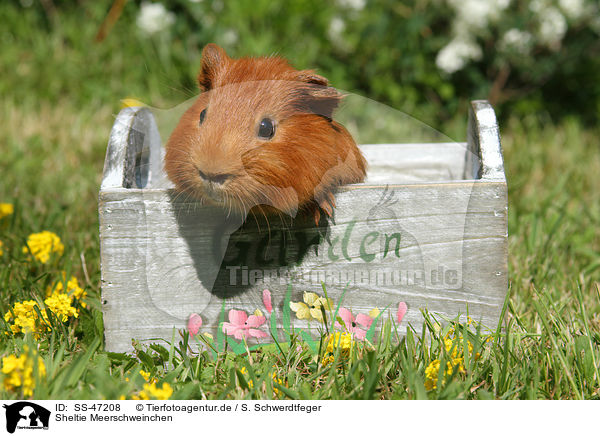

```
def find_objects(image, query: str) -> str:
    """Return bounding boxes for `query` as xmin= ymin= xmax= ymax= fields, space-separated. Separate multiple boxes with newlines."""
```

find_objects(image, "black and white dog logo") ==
xmin=3 ymin=402 xmax=50 ymax=433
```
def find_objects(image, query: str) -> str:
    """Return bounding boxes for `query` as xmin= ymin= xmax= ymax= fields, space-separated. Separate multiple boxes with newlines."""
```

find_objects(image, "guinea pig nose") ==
xmin=197 ymin=168 xmax=231 ymax=185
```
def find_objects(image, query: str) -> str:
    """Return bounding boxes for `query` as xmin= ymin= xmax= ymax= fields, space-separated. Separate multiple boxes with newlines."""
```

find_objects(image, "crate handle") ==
xmin=100 ymin=107 xmax=162 ymax=189
xmin=465 ymin=100 xmax=506 ymax=182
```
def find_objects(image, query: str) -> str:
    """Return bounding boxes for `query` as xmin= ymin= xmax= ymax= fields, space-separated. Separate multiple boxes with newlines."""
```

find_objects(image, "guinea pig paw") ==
xmin=315 ymin=192 xmax=337 ymax=225
xmin=313 ymin=208 xmax=321 ymax=227
xmin=319 ymin=193 xmax=336 ymax=216
xmin=326 ymin=192 xmax=336 ymax=209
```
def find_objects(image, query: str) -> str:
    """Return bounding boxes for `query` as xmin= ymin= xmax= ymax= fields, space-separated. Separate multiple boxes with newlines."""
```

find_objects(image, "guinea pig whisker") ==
xmin=169 ymin=181 xmax=193 ymax=204
xmin=226 ymin=194 xmax=233 ymax=219
xmin=171 ymin=181 xmax=204 ymax=222
xmin=257 ymin=205 xmax=271 ymax=239
xmin=251 ymin=184 xmax=271 ymax=206
xmin=234 ymin=191 xmax=248 ymax=218
xmin=248 ymin=208 xmax=262 ymax=234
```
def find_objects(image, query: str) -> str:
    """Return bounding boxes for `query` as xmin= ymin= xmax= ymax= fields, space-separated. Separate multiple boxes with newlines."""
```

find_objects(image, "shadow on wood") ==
xmin=168 ymin=193 xmax=332 ymax=299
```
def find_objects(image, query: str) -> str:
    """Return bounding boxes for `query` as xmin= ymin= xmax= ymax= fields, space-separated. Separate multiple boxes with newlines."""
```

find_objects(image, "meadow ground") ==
xmin=0 ymin=4 xmax=599 ymax=400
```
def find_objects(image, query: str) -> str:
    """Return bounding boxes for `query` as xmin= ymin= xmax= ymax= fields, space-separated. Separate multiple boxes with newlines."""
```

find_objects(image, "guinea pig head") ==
xmin=165 ymin=43 xmax=367 ymax=219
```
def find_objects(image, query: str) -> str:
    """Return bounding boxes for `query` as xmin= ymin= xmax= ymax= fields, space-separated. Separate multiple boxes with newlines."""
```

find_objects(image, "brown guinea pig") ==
xmin=164 ymin=43 xmax=367 ymax=225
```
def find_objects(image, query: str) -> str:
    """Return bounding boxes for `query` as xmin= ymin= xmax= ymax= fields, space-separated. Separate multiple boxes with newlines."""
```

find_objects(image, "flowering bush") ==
xmin=237 ymin=365 xmax=287 ymax=397
xmin=4 ymin=274 xmax=85 ymax=338
xmin=321 ymin=331 xmax=354 ymax=366
xmin=424 ymin=320 xmax=491 ymax=391
xmin=1 ymin=347 xmax=46 ymax=397
xmin=47 ymin=274 xmax=88 ymax=308
xmin=0 ymin=203 xmax=13 ymax=220
xmin=22 ymin=231 xmax=64 ymax=264
xmin=127 ymin=0 xmax=599 ymax=125
xmin=131 ymin=382 xmax=173 ymax=400
xmin=136 ymin=1 xmax=175 ymax=35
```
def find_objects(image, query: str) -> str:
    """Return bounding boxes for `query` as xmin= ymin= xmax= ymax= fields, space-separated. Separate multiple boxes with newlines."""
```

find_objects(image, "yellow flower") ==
xmin=321 ymin=331 xmax=354 ymax=366
xmin=290 ymin=292 xmax=333 ymax=323
xmin=148 ymin=382 xmax=173 ymax=400
xmin=271 ymin=371 xmax=285 ymax=396
xmin=139 ymin=370 xmax=158 ymax=384
xmin=0 ymin=203 xmax=13 ymax=220
xmin=424 ymin=359 xmax=440 ymax=390
xmin=4 ymin=300 xmax=47 ymax=337
xmin=22 ymin=231 xmax=64 ymax=263
xmin=368 ymin=307 xmax=380 ymax=318
xmin=132 ymin=382 xmax=173 ymax=400
xmin=326 ymin=331 xmax=353 ymax=352
xmin=48 ymin=274 xmax=87 ymax=308
xmin=44 ymin=292 xmax=78 ymax=322
xmin=424 ymin=356 xmax=466 ymax=391
xmin=4 ymin=291 xmax=79 ymax=338
xmin=239 ymin=366 xmax=254 ymax=388
xmin=0 ymin=240 xmax=4 ymax=256
xmin=424 ymin=326 xmax=483 ymax=391
xmin=120 ymin=98 xmax=146 ymax=109
xmin=1 ymin=347 xmax=46 ymax=397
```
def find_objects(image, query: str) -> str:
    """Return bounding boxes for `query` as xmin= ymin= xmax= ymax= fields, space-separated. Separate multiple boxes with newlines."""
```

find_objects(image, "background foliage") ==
xmin=3 ymin=0 xmax=599 ymax=126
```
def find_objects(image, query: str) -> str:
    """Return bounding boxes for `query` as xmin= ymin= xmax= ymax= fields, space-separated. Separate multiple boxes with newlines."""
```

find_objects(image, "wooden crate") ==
xmin=99 ymin=100 xmax=507 ymax=352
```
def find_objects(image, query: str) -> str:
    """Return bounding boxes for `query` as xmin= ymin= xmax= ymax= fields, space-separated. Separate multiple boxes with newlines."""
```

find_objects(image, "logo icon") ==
xmin=2 ymin=402 xmax=50 ymax=433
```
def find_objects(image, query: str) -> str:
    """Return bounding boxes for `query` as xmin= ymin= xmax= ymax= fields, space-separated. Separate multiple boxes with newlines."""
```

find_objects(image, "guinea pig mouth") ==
xmin=202 ymin=183 xmax=227 ymax=203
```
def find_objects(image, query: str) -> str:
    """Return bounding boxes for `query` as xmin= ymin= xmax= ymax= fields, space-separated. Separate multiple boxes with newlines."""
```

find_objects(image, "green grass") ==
xmin=0 ymin=4 xmax=599 ymax=400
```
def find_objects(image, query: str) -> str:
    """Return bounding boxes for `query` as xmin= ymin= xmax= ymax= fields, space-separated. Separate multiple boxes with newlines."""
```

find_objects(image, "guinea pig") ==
xmin=164 ymin=43 xmax=367 ymax=225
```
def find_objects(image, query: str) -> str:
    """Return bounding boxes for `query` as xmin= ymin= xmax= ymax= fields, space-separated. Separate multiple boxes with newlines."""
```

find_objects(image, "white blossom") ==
xmin=449 ymin=0 xmax=511 ymax=31
xmin=591 ymin=15 xmax=600 ymax=35
xmin=212 ymin=0 xmax=224 ymax=12
xmin=538 ymin=7 xmax=567 ymax=47
xmin=221 ymin=29 xmax=238 ymax=46
xmin=337 ymin=0 xmax=367 ymax=10
xmin=137 ymin=2 xmax=175 ymax=35
xmin=328 ymin=16 xmax=346 ymax=40
xmin=435 ymin=36 xmax=482 ymax=74
xmin=499 ymin=28 xmax=533 ymax=54
xmin=529 ymin=0 xmax=546 ymax=13
xmin=559 ymin=0 xmax=586 ymax=20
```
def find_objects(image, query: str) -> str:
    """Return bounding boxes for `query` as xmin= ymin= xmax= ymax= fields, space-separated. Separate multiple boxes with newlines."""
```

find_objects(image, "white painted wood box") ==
xmin=99 ymin=100 xmax=507 ymax=352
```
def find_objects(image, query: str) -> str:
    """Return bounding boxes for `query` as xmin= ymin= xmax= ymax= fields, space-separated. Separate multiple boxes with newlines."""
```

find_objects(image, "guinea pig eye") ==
xmin=257 ymin=118 xmax=276 ymax=139
xmin=199 ymin=108 xmax=207 ymax=125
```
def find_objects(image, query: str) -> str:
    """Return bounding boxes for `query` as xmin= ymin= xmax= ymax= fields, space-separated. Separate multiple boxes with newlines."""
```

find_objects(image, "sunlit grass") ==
xmin=1 ymin=96 xmax=599 ymax=399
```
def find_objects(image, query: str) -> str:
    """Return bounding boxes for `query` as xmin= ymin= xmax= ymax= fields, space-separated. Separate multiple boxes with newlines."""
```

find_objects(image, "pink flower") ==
xmin=187 ymin=313 xmax=203 ymax=336
xmin=335 ymin=308 xmax=373 ymax=341
xmin=263 ymin=289 xmax=272 ymax=314
xmin=222 ymin=309 xmax=268 ymax=340
xmin=397 ymin=302 xmax=408 ymax=324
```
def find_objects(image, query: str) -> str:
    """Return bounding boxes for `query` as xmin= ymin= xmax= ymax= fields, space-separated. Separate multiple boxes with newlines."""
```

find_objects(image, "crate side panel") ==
xmin=99 ymin=181 xmax=507 ymax=352
xmin=100 ymin=191 xmax=182 ymax=352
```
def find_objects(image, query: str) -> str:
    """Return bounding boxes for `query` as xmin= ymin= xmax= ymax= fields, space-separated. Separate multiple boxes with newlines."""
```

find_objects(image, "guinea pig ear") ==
xmin=296 ymin=71 xmax=329 ymax=87
xmin=197 ymin=43 xmax=229 ymax=91
xmin=296 ymin=70 xmax=343 ymax=120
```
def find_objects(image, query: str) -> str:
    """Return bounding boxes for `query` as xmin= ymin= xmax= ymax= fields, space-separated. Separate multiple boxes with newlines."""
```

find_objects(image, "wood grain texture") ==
xmin=99 ymin=101 xmax=508 ymax=352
